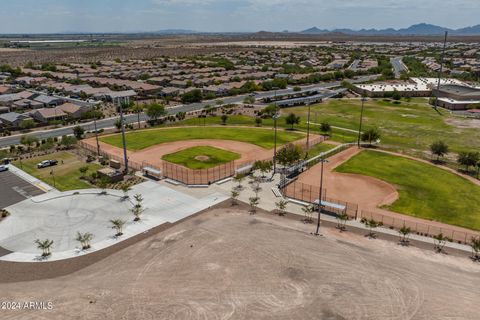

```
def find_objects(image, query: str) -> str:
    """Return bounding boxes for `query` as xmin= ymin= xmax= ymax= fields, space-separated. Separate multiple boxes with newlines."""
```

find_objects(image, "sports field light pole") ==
xmin=93 ymin=111 xmax=100 ymax=157
xmin=272 ymin=87 xmax=280 ymax=175
xmin=314 ymin=157 xmax=328 ymax=236
xmin=306 ymin=102 xmax=312 ymax=156
xmin=118 ymin=98 xmax=129 ymax=174
xmin=434 ymin=31 xmax=448 ymax=110
xmin=357 ymin=96 xmax=367 ymax=148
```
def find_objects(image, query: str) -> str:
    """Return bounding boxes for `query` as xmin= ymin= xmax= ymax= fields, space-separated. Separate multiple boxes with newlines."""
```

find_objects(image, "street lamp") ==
xmin=314 ymin=157 xmax=328 ymax=236
xmin=357 ymin=96 xmax=367 ymax=148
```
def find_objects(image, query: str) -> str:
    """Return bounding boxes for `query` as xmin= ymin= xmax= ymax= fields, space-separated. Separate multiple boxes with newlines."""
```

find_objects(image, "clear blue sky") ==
xmin=0 ymin=0 xmax=478 ymax=33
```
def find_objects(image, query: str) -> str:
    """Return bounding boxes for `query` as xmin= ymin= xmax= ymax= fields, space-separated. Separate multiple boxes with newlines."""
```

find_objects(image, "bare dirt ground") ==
xmin=444 ymin=117 xmax=480 ymax=129
xmin=0 ymin=208 xmax=478 ymax=319
xmin=84 ymin=133 xmax=318 ymax=168
xmin=298 ymin=147 xmax=399 ymax=210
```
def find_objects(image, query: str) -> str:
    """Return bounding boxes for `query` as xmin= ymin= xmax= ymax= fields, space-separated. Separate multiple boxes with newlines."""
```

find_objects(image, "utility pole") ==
xmin=272 ymin=88 xmax=279 ymax=176
xmin=314 ymin=157 xmax=327 ymax=236
xmin=434 ymin=31 xmax=448 ymax=110
xmin=357 ymin=96 xmax=366 ymax=147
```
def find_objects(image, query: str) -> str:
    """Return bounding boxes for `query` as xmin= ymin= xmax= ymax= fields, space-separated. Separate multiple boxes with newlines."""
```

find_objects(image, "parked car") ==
xmin=37 ymin=160 xmax=58 ymax=169
xmin=0 ymin=165 xmax=8 ymax=172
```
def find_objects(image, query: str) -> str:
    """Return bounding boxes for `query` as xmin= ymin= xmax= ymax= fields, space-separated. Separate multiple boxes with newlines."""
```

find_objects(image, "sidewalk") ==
xmin=7 ymin=164 xmax=58 ymax=193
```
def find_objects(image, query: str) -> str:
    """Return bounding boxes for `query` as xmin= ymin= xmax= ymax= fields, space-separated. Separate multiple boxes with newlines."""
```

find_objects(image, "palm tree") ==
xmin=469 ymin=236 xmax=480 ymax=261
xmin=35 ymin=239 xmax=53 ymax=257
xmin=131 ymin=103 xmax=144 ymax=129
xmin=231 ymin=189 xmax=239 ymax=206
xmin=302 ymin=205 xmax=314 ymax=224
xmin=433 ymin=233 xmax=447 ymax=253
xmin=398 ymin=225 xmax=411 ymax=245
xmin=336 ymin=212 xmax=349 ymax=231
xmin=76 ymin=232 xmax=94 ymax=250
xmin=131 ymin=194 xmax=144 ymax=221
xmin=110 ymin=219 xmax=126 ymax=237
xmin=275 ymin=200 xmax=287 ymax=216
xmin=249 ymin=197 xmax=259 ymax=214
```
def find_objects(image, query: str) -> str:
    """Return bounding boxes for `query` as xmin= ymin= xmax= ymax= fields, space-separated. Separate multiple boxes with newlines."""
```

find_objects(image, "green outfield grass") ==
xmin=282 ymin=98 xmax=480 ymax=156
xmin=162 ymin=146 xmax=241 ymax=169
xmin=335 ymin=150 xmax=480 ymax=230
xmin=13 ymin=152 xmax=101 ymax=191
xmin=101 ymin=126 xmax=304 ymax=151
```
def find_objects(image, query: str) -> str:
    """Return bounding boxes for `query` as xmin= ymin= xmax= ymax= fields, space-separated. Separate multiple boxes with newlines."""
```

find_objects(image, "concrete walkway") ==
xmin=8 ymin=164 xmax=57 ymax=193
xmin=0 ymin=181 xmax=227 ymax=262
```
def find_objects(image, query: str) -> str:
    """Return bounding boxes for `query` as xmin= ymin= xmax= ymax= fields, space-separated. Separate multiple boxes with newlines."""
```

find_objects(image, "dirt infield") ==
xmin=298 ymin=147 xmax=399 ymax=210
xmin=83 ymin=134 xmax=319 ymax=169
xmin=0 ymin=208 xmax=478 ymax=319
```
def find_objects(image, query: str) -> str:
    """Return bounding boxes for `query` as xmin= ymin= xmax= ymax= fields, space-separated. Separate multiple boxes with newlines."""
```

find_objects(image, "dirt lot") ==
xmin=0 ymin=208 xmax=478 ymax=319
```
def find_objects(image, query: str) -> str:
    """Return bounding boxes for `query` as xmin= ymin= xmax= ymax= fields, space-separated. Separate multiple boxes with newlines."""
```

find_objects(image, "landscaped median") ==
xmin=99 ymin=126 xmax=305 ymax=151
xmin=335 ymin=150 xmax=480 ymax=231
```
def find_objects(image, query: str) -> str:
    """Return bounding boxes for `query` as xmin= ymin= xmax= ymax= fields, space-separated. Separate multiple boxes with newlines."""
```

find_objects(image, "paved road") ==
xmin=0 ymin=170 xmax=44 ymax=209
xmin=348 ymin=59 xmax=361 ymax=71
xmin=390 ymin=57 xmax=408 ymax=78
xmin=0 ymin=76 xmax=376 ymax=147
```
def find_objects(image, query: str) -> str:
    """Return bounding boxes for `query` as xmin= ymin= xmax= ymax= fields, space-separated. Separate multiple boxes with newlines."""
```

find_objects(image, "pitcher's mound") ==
xmin=195 ymin=155 xmax=210 ymax=162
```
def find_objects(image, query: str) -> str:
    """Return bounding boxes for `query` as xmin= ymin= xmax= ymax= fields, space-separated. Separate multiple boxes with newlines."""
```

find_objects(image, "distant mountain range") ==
xmin=301 ymin=23 xmax=480 ymax=36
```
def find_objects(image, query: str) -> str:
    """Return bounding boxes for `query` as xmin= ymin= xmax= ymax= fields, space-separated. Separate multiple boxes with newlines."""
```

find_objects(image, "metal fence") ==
xmin=360 ymin=210 xmax=480 ymax=244
xmin=162 ymin=161 xmax=235 ymax=185
xmin=283 ymin=181 xmax=359 ymax=217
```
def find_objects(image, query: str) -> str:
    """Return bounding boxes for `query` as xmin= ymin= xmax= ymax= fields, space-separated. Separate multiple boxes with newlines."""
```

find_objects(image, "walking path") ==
xmin=8 ymin=164 xmax=57 ymax=193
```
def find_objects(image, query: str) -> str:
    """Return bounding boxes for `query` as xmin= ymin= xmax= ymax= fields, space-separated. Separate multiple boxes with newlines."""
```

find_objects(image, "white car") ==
xmin=0 ymin=165 xmax=8 ymax=172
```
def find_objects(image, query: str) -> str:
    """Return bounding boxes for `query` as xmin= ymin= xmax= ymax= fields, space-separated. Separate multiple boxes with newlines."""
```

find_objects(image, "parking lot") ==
xmin=0 ymin=170 xmax=44 ymax=209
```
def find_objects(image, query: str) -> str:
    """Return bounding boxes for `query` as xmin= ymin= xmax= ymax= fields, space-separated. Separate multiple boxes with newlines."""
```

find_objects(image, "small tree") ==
xmin=398 ymin=225 xmax=411 ymax=245
xmin=457 ymin=151 xmax=480 ymax=172
xmin=285 ymin=113 xmax=300 ymax=130
xmin=76 ymin=232 xmax=94 ymax=250
xmin=233 ymin=173 xmax=245 ymax=190
xmin=252 ymin=160 xmax=272 ymax=178
xmin=79 ymin=165 xmax=89 ymax=178
xmin=73 ymin=126 xmax=85 ymax=139
xmin=275 ymin=200 xmax=287 ymax=216
xmin=276 ymin=143 xmax=302 ymax=167
xmin=433 ymin=233 xmax=447 ymax=253
xmin=110 ymin=219 xmax=126 ymax=237
xmin=249 ymin=196 xmax=259 ymax=214
xmin=121 ymin=184 xmax=131 ymax=199
xmin=243 ymin=96 xmax=255 ymax=104
xmin=302 ymin=205 xmax=314 ymax=223
xmin=363 ymin=218 xmax=382 ymax=238
xmin=20 ymin=135 xmax=38 ymax=155
xmin=430 ymin=141 xmax=449 ymax=162
xmin=221 ymin=114 xmax=228 ymax=125
xmin=132 ymin=194 xmax=144 ymax=221
xmin=231 ymin=189 xmax=239 ymax=206
xmin=320 ymin=122 xmax=332 ymax=136
xmin=470 ymin=236 xmax=480 ymax=261
xmin=145 ymin=102 xmax=167 ymax=124
xmin=255 ymin=117 xmax=262 ymax=127
xmin=251 ymin=183 xmax=262 ymax=198
xmin=336 ymin=212 xmax=349 ymax=231
xmin=361 ymin=128 xmax=381 ymax=145
xmin=35 ymin=239 xmax=53 ymax=257
xmin=97 ymin=178 xmax=109 ymax=194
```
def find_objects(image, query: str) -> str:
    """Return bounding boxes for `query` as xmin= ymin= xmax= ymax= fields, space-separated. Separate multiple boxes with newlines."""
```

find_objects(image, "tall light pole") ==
xmin=93 ymin=111 xmax=100 ymax=157
xmin=272 ymin=113 xmax=280 ymax=175
xmin=306 ymin=102 xmax=311 ymax=156
xmin=434 ymin=31 xmax=448 ymax=110
xmin=314 ymin=157 xmax=327 ymax=236
xmin=357 ymin=96 xmax=367 ymax=148
xmin=118 ymin=98 xmax=128 ymax=174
